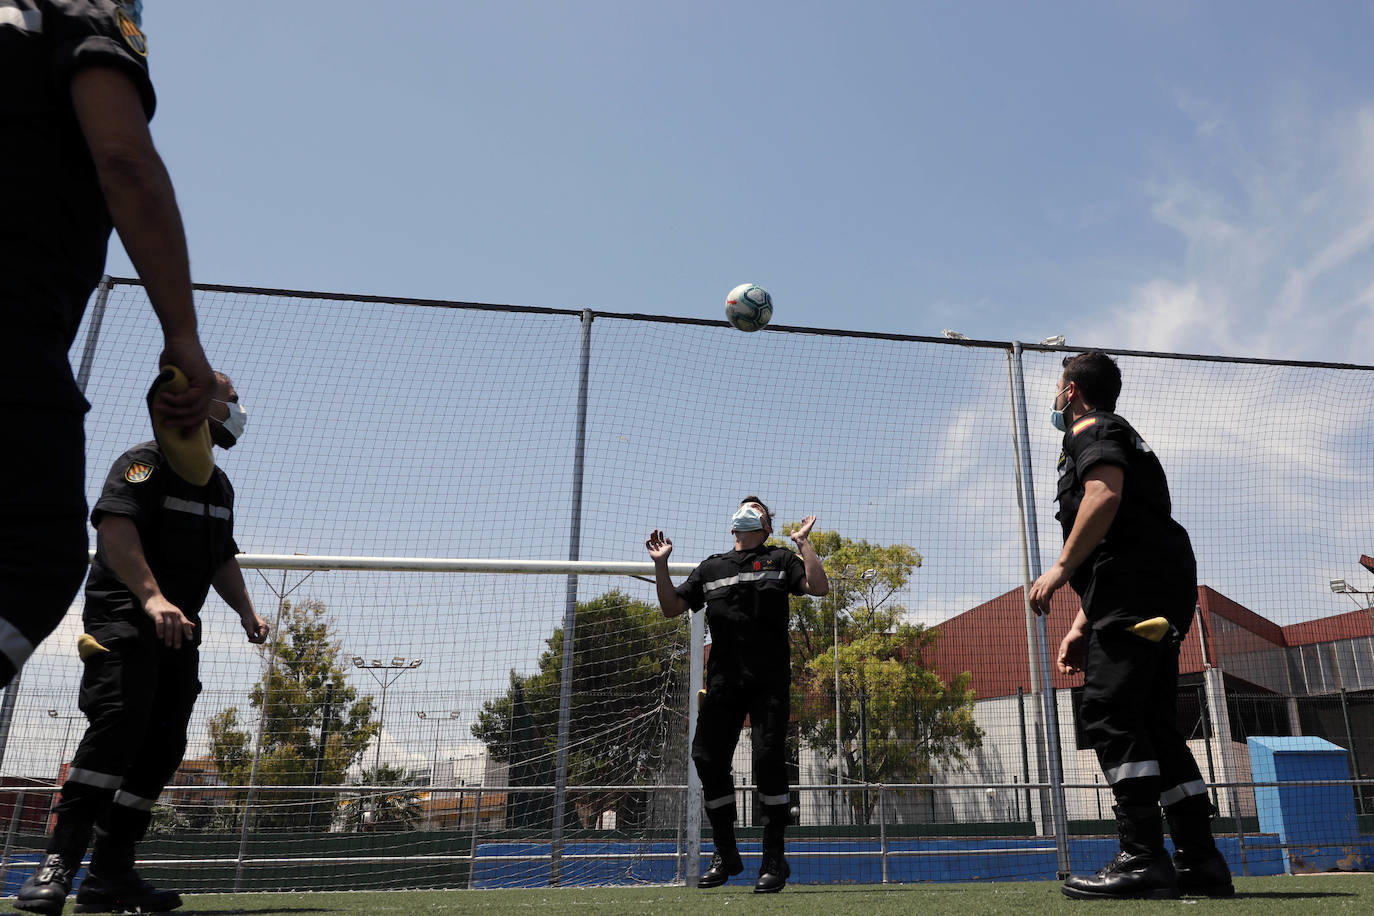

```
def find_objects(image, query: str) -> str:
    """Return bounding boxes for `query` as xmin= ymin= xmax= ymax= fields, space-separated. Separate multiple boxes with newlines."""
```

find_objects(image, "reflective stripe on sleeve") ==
xmin=703 ymin=794 xmax=735 ymax=810
xmin=67 ymin=767 xmax=122 ymax=789
xmin=1104 ymin=760 xmax=1161 ymax=784
xmin=113 ymin=790 xmax=157 ymax=811
xmin=1160 ymin=779 xmax=1208 ymax=807
xmin=163 ymin=496 xmax=231 ymax=520
xmin=759 ymin=793 xmax=791 ymax=806
xmin=0 ymin=5 xmax=43 ymax=35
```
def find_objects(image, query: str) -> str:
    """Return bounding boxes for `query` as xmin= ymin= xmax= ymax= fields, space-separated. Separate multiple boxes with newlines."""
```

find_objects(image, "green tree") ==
xmin=338 ymin=764 xmax=425 ymax=832
xmin=786 ymin=528 xmax=982 ymax=824
xmin=471 ymin=589 xmax=688 ymax=827
xmin=208 ymin=598 xmax=378 ymax=830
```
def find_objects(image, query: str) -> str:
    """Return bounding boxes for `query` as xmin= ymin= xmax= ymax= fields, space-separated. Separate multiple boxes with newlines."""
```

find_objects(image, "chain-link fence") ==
xmin=2 ymin=279 xmax=1372 ymax=889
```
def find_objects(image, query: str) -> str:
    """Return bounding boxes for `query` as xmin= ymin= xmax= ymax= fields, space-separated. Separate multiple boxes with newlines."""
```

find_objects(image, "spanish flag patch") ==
xmin=1071 ymin=416 xmax=1098 ymax=436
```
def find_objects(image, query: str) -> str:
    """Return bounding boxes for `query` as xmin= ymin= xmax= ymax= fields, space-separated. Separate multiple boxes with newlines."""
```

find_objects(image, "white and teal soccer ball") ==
xmin=725 ymin=283 xmax=773 ymax=332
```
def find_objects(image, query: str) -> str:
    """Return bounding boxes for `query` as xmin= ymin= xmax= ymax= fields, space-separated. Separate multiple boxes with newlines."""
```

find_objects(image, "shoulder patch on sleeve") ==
xmin=124 ymin=461 xmax=154 ymax=483
xmin=1071 ymin=416 xmax=1098 ymax=436
xmin=116 ymin=8 xmax=147 ymax=57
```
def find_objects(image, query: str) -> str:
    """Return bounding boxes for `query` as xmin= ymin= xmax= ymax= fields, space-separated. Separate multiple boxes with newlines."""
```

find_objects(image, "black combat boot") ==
xmin=14 ymin=853 xmax=78 ymax=915
xmin=74 ymin=869 xmax=183 ymax=913
xmin=753 ymin=805 xmax=790 ymax=894
xmin=699 ymin=802 xmax=743 ymax=888
xmin=1062 ymin=805 xmax=1179 ymax=900
xmin=699 ymin=847 xmax=744 ymax=888
xmin=1166 ymin=807 xmax=1234 ymax=897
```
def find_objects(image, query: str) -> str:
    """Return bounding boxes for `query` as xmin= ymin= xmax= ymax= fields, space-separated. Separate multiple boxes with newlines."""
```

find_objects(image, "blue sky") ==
xmin=108 ymin=0 xmax=1374 ymax=361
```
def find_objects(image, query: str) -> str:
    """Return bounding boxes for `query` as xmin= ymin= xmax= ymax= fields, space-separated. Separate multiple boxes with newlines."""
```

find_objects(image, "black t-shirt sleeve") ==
xmin=90 ymin=448 xmax=162 ymax=528
xmin=219 ymin=475 xmax=240 ymax=564
xmin=1067 ymin=415 xmax=1131 ymax=476
xmin=675 ymin=563 xmax=707 ymax=611
xmin=785 ymin=550 xmax=807 ymax=595
xmin=44 ymin=0 xmax=156 ymax=118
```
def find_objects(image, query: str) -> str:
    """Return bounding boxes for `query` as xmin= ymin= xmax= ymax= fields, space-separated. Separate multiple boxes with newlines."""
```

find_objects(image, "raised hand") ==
xmin=645 ymin=529 xmax=673 ymax=561
xmin=790 ymin=515 xmax=817 ymax=545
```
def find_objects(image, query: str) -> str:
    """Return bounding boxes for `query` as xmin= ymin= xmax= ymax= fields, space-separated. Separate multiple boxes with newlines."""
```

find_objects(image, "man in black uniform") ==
xmin=647 ymin=497 xmax=828 ymax=894
xmin=0 ymin=0 xmax=214 ymax=687
xmin=1029 ymin=352 xmax=1231 ymax=901
xmin=16 ymin=372 xmax=268 ymax=915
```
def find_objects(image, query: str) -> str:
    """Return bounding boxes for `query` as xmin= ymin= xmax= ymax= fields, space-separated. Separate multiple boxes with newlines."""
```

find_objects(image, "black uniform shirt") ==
xmin=676 ymin=545 xmax=806 ymax=685
xmin=85 ymin=442 xmax=239 ymax=646
xmin=1055 ymin=410 xmax=1197 ymax=631
xmin=1 ymin=1 xmax=155 ymax=406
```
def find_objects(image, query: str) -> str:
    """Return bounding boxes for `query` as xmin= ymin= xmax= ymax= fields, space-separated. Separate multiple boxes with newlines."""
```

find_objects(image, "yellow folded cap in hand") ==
xmin=148 ymin=365 xmax=214 ymax=485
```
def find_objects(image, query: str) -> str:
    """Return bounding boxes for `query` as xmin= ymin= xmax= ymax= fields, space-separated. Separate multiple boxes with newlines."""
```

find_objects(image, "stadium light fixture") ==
xmin=349 ymin=654 xmax=425 ymax=771
xmin=1041 ymin=335 xmax=1066 ymax=346
xmin=1331 ymin=578 xmax=1351 ymax=593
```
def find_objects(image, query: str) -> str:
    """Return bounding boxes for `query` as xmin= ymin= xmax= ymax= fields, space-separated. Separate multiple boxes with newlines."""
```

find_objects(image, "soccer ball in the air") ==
xmin=725 ymin=283 xmax=773 ymax=332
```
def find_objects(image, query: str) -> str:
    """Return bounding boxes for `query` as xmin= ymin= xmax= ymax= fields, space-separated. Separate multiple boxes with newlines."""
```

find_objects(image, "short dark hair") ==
xmin=740 ymin=495 xmax=771 ymax=524
xmin=1062 ymin=351 xmax=1121 ymax=412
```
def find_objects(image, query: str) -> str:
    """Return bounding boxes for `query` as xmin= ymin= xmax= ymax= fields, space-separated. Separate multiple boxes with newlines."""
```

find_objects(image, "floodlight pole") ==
xmin=1008 ymin=342 xmax=1071 ymax=879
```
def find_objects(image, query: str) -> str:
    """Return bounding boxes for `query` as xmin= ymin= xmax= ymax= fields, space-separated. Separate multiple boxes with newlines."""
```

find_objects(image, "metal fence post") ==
xmin=74 ymin=275 xmax=113 ymax=395
xmin=685 ymin=610 xmax=703 ymax=886
xmin=878 ymin=784 xmax=888 ymax=884
xmin=0 ymin=788 xmax=26 ymax=892
xmin=551 ymin=309 xmax=594 ymax=885
xmin=1007 ymin=342 xmax=1072 ymax=879
xmin=466 ymin=790 xmax=483 ymax=889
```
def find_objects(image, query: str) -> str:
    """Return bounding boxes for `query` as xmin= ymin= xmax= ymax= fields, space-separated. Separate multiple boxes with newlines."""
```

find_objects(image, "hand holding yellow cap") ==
xmin=148 ymin=366 xmax=214 ymax=485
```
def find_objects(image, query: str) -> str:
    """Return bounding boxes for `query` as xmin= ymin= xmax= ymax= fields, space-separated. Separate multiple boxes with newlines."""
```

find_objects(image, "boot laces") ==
xmin=36 ymin=854 xmax=74 ymax=884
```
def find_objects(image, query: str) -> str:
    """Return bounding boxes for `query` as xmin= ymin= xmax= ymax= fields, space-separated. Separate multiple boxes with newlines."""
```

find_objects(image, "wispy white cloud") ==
xmin=1092 ymin=100 xmax=1374 ymax=362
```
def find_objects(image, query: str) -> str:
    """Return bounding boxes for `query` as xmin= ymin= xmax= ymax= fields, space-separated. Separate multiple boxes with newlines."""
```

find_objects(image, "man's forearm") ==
xmin=796 ymin=540 xmax=829 ymax=596
xmin=654 ymin=562 xmax=685 ymax=617
xmin=212 ymin=560 xmax=254 ymax=617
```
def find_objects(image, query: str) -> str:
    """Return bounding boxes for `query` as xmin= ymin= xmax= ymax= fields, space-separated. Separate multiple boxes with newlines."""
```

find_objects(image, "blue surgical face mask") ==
xmin=1050 ymin=386 xmax=1070 ymax=432
xmin=730 ymin=505 xmax=765 ymax=532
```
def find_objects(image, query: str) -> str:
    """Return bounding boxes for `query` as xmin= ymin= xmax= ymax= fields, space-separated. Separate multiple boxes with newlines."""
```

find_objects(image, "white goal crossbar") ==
xmin=87 ymin=550 xmax=696 ymax=577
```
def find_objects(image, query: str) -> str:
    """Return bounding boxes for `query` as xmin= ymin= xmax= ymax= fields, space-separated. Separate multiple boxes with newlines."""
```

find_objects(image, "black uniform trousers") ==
xmin=692 ymin=676 xmax=792 ymax=842
xmin=51 ymin=627 xmax=201 ymax=872
xmin=1080 ymin=626 xmax=1210 ymax=815
xmin=0 ymin=402 xmax=89 ymax=687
